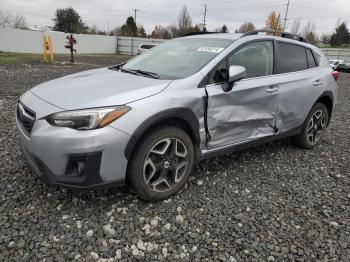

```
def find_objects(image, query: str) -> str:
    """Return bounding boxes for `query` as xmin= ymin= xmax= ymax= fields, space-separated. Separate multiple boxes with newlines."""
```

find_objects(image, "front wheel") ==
xmin=293 ymin=103 xmax=329 ymax=149
xmin=127 ymin=126 xmax=195 ymax=201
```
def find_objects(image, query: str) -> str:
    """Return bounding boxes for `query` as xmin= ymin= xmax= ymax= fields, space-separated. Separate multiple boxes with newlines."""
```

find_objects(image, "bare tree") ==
xmin=178 ymin=6 xmax=192 ymax=36
xmin=87 ymin=25 xmax=98 ymax=34
xmin=302 ymin=21 xmax=318 ymax=44
xmin=12 ymin=15 xmax=27 ymax=29
xmin=168 ymin=25 xmax=179 ymax=38
xmin=0 ymin=11 xmax=13 ymax=28
xmin=290 ymin=18 xmax=301 ymax=35
xmin=238 ymin=22 xmax=255 ymax=33
xmin=0 ymin=11 xmax=27 ymax=29
xmin=321 ymin=33 xmax=331 ymax=46
xmin=151 ymin=25 xmax=171 ymax=39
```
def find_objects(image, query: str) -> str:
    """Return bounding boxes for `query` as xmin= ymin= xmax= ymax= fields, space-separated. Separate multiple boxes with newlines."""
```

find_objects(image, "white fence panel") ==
xmin=116 ymin=36 xmax=166 ymax=55
xmin=0 ymin=28 xmax=117 ymax=54
xmin=3 ymin=28 xmax=349 ymax=61
xmin=321 ymin=48 xmax=350 ymax=61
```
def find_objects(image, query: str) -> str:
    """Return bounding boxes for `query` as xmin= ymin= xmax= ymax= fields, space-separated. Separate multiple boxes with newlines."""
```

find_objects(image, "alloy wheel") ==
xmin=307 ymin=109 xmax=326 ymax=144
xmin=143 ymin=138 xmax=188 ymax=192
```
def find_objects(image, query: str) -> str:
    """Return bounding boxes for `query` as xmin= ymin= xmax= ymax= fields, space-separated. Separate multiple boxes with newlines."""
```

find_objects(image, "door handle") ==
xmin=266 ymin=85 xmax=279 ymax=94
xmin=313 ymin=80 xmax=324 ymax=86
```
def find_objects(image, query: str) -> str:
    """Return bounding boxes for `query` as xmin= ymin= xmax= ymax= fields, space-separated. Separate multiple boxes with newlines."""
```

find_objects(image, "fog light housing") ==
xmin=65 ymin=156 xmax=89 ymax=177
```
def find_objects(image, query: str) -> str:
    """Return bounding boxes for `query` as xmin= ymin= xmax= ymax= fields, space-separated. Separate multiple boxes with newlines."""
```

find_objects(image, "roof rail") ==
xmin=241 ymin=29 xmax=309 ymax=43
xmin=183 ymin=31 xmax=220 ymax=37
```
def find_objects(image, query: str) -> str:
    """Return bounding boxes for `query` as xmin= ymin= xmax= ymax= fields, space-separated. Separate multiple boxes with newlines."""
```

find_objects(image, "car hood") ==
xmin=30 ymin=67 xmax=172 ymax=110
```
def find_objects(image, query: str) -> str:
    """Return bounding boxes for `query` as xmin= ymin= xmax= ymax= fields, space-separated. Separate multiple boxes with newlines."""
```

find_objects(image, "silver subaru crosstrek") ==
xmin=16 ymin=30 xmax=339 ymax=201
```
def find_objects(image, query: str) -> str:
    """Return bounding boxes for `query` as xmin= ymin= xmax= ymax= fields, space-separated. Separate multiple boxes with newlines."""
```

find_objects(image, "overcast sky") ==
xmin=1 ymin=0 xmax=349 ymax=34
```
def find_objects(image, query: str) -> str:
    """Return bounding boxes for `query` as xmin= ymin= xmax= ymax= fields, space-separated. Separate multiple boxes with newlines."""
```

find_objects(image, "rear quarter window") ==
xmin=277 ymin=42 xmax=307 ymax=73
xmin=306 ymin=49 xmax=317 ymax=68
xmin=313 ymin=51 xmax=322 ymax=66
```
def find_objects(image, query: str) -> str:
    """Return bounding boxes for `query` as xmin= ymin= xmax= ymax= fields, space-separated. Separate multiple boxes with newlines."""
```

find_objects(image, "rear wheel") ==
xmin=127 ymin=126 xmax=195 ymax=201
xmin=293 ymin=103 xmax=329 ymax=149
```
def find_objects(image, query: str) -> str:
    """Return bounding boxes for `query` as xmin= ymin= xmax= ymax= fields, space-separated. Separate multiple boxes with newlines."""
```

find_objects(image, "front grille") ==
xmin=17 ymin=102 xmax=36 ymax=135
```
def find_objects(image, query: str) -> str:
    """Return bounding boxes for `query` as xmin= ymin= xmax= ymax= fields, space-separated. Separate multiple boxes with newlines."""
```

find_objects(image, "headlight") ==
xmin=47 ymin=106 xmax=130 ymax=130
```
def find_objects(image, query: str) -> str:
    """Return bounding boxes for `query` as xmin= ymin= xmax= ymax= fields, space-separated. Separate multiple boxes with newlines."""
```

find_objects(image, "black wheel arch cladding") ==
xmin=124 ymin=107 xmax=200 ymax=160
xmin=316 ymin=91 xmax=334 ymax=114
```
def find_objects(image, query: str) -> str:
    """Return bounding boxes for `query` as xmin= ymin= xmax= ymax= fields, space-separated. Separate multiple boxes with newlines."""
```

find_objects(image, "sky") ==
xmin=1 ymin=0 xmax=349 ymax=34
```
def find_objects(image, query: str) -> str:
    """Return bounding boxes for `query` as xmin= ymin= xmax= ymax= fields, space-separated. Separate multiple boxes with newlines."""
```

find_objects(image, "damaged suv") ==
xmin=17 ymin=30 xmax=339 ymax=201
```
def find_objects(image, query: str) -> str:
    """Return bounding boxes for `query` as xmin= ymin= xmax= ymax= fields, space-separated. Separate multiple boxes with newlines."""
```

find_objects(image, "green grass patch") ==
xmin=0 ymin=52 xmax=40 ymax=64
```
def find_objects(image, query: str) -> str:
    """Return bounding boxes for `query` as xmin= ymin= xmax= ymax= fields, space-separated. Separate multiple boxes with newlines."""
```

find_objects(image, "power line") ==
xmin=283 ymin=0 xmax=291 ymax=31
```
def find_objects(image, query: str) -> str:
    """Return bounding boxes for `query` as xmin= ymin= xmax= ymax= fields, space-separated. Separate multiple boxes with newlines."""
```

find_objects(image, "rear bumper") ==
xmin=16 ymin=93 xmax=132 ymax=190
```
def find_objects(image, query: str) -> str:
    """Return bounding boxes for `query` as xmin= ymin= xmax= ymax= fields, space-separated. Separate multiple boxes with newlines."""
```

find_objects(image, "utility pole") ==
xmin=134 ymin=9 xmax=139 ymax=25
xmin=203 ymin=4 xmax=207 ymax=32
xmin=283 ymin=0 xmax=290 ymax=31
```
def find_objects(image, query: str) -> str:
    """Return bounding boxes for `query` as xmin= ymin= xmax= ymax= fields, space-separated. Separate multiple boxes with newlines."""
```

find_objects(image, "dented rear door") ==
xmin=205 ymin=76 xmax=279 ymax=149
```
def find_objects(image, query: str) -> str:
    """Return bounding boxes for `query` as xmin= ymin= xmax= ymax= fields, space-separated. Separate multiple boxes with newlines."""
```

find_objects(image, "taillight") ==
xmin=332 ymin=71 xmax=339 ymax=81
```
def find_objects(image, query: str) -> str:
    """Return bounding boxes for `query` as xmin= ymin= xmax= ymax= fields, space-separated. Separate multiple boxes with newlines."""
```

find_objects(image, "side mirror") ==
xmin=222 ymin=65 xmax=246 ymax=92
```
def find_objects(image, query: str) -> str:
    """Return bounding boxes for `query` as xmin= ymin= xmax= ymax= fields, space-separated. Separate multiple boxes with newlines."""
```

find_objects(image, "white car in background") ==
xmin=329 ymin=59 xmax=344 ymax=69
xmin=137 ymin=44 xmax=157 ymax=55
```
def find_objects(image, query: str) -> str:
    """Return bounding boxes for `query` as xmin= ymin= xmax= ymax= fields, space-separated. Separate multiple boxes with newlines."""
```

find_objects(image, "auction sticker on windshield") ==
xmin=197 ymin=46 xmax=225 ymax=53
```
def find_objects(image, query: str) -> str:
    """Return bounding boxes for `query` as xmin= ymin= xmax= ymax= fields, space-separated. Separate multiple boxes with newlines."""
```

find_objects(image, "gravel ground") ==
xmin=0 ymin=56 xmax=349 ymax=261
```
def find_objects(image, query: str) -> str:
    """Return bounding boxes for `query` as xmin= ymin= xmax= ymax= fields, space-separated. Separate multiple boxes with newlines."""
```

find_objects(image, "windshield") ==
xmin=123 ymin=37 xmax=232 ymax=79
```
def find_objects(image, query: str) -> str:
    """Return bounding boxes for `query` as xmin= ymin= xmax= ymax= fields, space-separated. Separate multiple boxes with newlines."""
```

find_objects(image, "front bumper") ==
xmin=16 ymin=93 xmax=132 ymax=189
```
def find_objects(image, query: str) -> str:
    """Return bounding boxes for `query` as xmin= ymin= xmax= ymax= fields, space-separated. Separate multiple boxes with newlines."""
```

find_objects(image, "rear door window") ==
xmin=306 ymin=49 xmax=317 ymax=68
xmin=277 ymin=43 xmax=307 ymax=73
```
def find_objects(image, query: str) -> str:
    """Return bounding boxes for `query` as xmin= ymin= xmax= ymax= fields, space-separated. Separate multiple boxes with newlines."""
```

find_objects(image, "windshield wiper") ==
xmin=121 ymin=67 xmax=159 ymax=79
xmin=120 ymin=68 xmax=139 ymax=76
xmin=133 ymin=69 xmax=159 ymax=79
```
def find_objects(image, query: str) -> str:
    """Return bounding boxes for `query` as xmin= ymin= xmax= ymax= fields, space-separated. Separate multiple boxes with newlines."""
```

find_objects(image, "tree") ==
xmin=220 ymin=24 xmax=228 ymax=33
xmin=150 ymin=25 xmax=161 ymax=38
xmin=265 ymin=11 xmax=283 ymax=31
xmin=178 ymin=6 xmax=192 ymax=36
xmin=138 ymin=26 xmax=147 ymax=38
xmin=87 ymin=25 xmax=98 ymax=34
xmin=12 ymin=15 xmax=27 ymax=29
xmin=302 ymin=21 xmax=318 ymax=44
xmin=321 ymin=33 xmax=331 ymax=46
xmin=238 ymin=22 xmax=255 ymax=33
xmin=330 ymin=22 xmax=350 ymax=46
xmin=53 ymin=7 xmax=87 ymax=33
xmin=168 ymin=25 xmax=179 ymax=38
xmin=290 ymin=18 xmax=301 ymax=35
xmin=0 ymin=11 xmax=12 ymax=28
xmin=151 ymin=25 xmax=171 ymax=39
xmin=190 ymin=24 xmax=201 ymax=33
xmin=0 ymin=11 xmax=27 ymax=29
xmin=120 ymin=16 xmax=137 ymax=36
xmin=111 ymin=26 xmax=122 ymax=36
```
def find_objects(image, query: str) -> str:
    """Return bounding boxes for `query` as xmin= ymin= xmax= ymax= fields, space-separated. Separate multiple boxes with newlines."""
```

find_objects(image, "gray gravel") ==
xmin=0 ymin=56 xmax=349 ymax=261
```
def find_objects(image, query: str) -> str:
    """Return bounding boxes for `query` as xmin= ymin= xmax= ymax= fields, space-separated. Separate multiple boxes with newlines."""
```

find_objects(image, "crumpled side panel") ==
xmin=205 ymin=82 xmax=278 ymax=149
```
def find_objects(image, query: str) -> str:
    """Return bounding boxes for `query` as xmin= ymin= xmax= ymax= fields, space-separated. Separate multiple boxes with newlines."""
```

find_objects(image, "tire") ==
xmin=293 ymin=103 xmax=329 ymax=149
xmin=127 ymin=126 xmax=195 ymax=201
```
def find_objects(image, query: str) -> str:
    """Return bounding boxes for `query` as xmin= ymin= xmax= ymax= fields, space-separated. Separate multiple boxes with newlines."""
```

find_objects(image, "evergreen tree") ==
xmin=330 ymin=22 xmax=350 ymax=46
xmin=53 ymin=7 xmax=86 ymax=33
xmin=220 ymin=25 xmax=228 ymax=33
xmin=120 ymin=16 xmax=137 ymax=37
